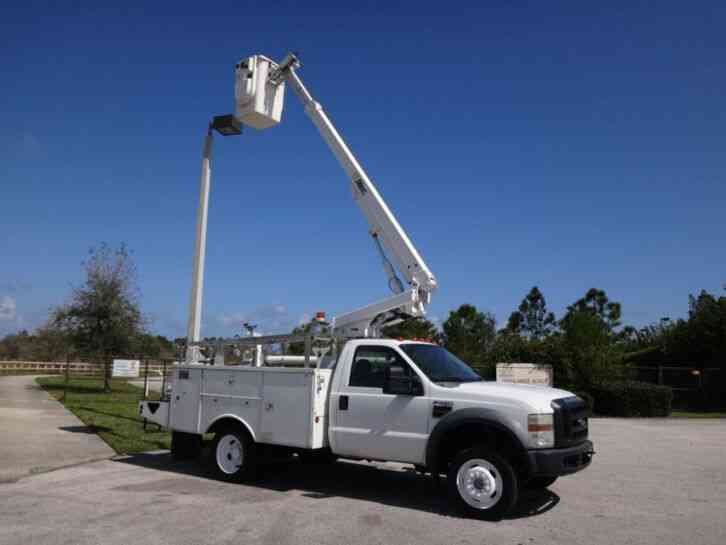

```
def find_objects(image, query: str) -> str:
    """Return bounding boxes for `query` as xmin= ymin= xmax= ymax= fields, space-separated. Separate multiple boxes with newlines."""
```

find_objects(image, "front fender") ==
xmin=425 ymin=407 xmax=529 ymax=472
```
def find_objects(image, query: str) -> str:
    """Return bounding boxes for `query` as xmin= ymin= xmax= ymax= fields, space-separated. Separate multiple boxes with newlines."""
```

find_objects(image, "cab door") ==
xmin=331 ymin=344 xmax=430 ymax=464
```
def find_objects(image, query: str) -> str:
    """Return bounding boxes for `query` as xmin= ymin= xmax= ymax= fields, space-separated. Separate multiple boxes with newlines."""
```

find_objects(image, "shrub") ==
xmin=590 ymin=380 xmax=673 ymax=417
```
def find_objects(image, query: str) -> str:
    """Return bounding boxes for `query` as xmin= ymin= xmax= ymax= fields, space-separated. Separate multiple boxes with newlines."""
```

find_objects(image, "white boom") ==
xmin=274 ymin=54 xmax=438 ymax=336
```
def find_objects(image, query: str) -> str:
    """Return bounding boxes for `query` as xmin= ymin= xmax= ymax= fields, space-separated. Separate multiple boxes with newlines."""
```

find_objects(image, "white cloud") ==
xmin=0 ymin=296 xmax=17 ymax=321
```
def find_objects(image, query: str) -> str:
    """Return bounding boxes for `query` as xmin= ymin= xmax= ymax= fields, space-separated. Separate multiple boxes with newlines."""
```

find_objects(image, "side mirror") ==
xmin=383 ymin=365 xmax=422 ymax=396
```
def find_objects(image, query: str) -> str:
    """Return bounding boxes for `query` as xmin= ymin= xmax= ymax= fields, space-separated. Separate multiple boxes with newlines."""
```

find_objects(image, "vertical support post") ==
xmin=161 ymin=360 xmax=168 ymax=401
xmin=143 ymin=358 xmax=150 ymax=400
xmin=186 ymin=126 xmax=214 ymax=364
xmin=140 ymin=355 xmax=148 ymax=431
xmin=103 ymin=351 xmax=111 ymax=392
xmin=657 ymin=365 xmax=663 ymax=386
xmin=214 ymin=341 xmax=225 ymax=366
xmin=304 ymin=335 xmax=311 ymax=369
xmin=63 ymin=353 xmax=70 ymax=403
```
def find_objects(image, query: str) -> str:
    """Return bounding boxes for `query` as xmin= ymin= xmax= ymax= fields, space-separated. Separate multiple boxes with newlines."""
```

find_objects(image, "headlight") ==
xmin=528 ymin=414 xmax=554 ymax=449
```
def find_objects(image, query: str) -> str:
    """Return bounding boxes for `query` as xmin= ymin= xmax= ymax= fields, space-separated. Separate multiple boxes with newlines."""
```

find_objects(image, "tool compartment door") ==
xmin=260 ymin=370 xmax=313 ymax=448
xmin=200 ymin=369 xmax=263 ymax=437
xmin=170 ymin=368 xmax=202 ymax=433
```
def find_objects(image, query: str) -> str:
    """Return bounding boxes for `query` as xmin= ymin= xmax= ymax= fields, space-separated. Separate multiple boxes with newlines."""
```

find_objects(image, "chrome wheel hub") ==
xmin=216 ymin=434 xmax=244 ymax=475
xmin=456 ymin=458 xmax=503 ymax=510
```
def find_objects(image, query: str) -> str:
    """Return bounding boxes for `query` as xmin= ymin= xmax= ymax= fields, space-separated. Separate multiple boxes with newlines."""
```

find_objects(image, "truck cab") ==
xmin=327 ymin=339 xmax=593 ymax=518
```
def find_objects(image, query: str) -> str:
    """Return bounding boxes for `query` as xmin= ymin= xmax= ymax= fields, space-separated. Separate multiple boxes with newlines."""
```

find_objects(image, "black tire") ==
xmin=170 ymin=431 xmax=201 ymax=460
xmin=210 ymin=427 xmax=257 ymax=482
xmin=526 ymin=476 xmax=558 ymax=489
xmin=447 ymin=447 xmax=519 ymax=520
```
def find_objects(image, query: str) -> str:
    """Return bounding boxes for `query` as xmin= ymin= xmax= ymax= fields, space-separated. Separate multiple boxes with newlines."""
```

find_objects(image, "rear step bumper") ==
xmin=527 ymin=440 xmax=594 ymax=477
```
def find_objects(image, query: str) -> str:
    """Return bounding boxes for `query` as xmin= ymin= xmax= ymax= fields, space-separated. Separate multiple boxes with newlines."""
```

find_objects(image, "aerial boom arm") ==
xmin=281 ymin=61 xmax=438 ymax=304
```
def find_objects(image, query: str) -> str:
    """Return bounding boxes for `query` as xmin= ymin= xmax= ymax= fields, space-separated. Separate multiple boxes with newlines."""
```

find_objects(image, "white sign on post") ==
xmin=112 ymin=359 xmax=140 ymax=378
xmin=496 ymin=363 xmax=553 ymax=386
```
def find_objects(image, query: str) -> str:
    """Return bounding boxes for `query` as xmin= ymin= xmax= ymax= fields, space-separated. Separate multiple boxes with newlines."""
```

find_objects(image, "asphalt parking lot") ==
xmin=1 ymin=418 xmax=724 ymax=545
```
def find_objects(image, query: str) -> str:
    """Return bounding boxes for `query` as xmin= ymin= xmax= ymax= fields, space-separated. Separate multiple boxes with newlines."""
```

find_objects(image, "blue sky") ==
xmin=1 ymin=1 xmax=724 ymax=338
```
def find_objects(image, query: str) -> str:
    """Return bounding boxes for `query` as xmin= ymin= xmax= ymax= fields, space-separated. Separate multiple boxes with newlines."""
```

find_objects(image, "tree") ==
xmin=684 ymin=289 xmax=726 ymax=368
xmin=559 ymin=310 xmax=619 ymax=389
xmin=134 ymin=333 xmax=177 ymax=360
xmin=489 ymin=329 xmax=529 ymax=365
xmin=382 ymin=317 xmax=440 ymax=342
xmin=30 ymin=325 xmax=72 ymax=361
xmin=0 ymin=330 xmax=31 ymax=360
xmin=562 ymin=288 xmax=622 ymax=332
xmin=442 ymin=304 xmax=496 ymax=374
xmin=284 ymin=322 xmax=312 ymax=356
xmin=0 ymin=327 xmax=72 ymax=362
xmin=618 ymin=318 xmax=674 ymax=363
xmin=52 ymin=244 xmax=145 ymax=391
xmin=506 ymin=286 xmax=556 ymax=339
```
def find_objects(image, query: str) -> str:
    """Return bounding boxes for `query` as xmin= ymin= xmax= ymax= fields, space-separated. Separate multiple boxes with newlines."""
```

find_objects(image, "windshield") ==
xmin=400 ymin=344 xmax=482 ymax=383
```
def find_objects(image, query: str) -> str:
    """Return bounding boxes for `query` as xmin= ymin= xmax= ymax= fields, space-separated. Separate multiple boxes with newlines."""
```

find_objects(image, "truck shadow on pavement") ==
xmin=117 ymin=450 xmax=559 ymax=520
xmin=59 ymin=425 xmax=113 ymax=434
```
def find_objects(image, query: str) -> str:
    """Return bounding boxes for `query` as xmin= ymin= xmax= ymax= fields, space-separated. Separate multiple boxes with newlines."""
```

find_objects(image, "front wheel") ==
xmin=211 ymin=428 xmax=256 ymax=482
xmin=447 ymin=447 xmax=519 ymax=520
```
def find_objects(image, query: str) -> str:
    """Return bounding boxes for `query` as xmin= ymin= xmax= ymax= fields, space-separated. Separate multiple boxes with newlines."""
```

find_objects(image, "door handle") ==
xmin=339 ymin=395 xmax=349 ymax=411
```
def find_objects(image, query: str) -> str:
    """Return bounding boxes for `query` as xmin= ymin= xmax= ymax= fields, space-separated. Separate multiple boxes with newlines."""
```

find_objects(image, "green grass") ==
xmin=671 ymin=410 xmax=726 ymax=418
xmin=36 ymin=376 xmax=171 ymax=454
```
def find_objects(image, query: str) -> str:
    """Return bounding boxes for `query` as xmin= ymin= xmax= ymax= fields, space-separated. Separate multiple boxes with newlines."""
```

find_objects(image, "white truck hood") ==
xmin=437 ymin=380 xmax=574 ymax=413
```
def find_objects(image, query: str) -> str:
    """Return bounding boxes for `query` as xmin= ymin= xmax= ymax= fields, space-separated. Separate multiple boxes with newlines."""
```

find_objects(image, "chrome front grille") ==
xmin=552 ymin=396 xmax=589 ymax=448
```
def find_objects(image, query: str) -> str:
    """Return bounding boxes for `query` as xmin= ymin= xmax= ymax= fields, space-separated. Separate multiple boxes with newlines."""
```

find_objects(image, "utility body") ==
xmin=141 ymin=53 xmax=593 ymax=519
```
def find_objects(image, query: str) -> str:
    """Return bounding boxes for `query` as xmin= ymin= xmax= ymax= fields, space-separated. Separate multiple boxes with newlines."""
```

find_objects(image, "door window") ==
xmin=349 ymin=346 xmax=411 ymax=389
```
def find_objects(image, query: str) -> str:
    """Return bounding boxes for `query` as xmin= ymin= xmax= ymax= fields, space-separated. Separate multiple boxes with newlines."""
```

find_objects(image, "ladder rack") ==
xmin=186 ymin=318 xmax=336 ymax=368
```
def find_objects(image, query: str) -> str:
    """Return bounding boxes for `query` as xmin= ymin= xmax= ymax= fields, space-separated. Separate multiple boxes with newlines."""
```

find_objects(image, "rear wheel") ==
xmin=211 ymin=428 xmax=256 ymax=482
xmin=447 ymin=447 xmax=519 ymax=520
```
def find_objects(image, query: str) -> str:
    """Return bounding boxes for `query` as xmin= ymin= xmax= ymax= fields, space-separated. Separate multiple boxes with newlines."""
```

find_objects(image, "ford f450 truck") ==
xmin=141 ymin=336 xmax=593 ymax=519
xmin=142 ymin=53 xmax=593 ymax=519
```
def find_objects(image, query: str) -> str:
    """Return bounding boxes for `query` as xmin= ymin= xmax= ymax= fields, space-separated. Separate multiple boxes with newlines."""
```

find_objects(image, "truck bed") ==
xmin=146 ymin=365 xmax=333 ymax=449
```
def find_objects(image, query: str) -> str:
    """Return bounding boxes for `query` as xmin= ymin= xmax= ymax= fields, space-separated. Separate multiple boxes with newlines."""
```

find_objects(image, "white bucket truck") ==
xmin=140 ymin=54 xmax=593 ymax=519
